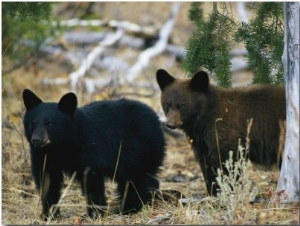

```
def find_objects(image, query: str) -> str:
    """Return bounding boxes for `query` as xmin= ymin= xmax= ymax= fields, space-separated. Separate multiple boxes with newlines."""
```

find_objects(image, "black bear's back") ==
xmin=76 ymin=98 xmax=166 ymax=180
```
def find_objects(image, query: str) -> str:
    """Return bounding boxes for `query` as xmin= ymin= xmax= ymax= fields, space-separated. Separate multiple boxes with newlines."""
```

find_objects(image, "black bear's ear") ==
xmin=190 ymin=71 xmax=210 ymax=93
xmin=23 ymin=89 xmax=43 ymax=111
xmin=58 ymin=93 xmax=77 ymax=115
xmin=156 ymin=69 xmax=176 ymax=91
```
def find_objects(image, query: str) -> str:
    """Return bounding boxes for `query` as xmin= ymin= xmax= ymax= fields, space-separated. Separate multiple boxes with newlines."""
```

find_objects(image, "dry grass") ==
xmin=2 ymin=68 xmax=298 ymax=224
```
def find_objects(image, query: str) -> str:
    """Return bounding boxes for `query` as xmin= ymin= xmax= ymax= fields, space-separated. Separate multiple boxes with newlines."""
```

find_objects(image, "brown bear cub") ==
xmin=156 ymin=69 xmax=286 ymax=196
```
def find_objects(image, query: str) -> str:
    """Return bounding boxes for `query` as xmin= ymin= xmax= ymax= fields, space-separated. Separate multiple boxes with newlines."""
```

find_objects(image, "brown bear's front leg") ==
xmin=197 ymin=154 xmax=219 ymax=196
xmin=191 ymin=140 xmax=220 ymax=196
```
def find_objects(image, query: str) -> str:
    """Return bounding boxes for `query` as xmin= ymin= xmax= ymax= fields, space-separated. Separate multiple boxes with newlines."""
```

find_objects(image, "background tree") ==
xmin=183 ymin=2 xmax=299 ymax=203
xmin=2 ymin=3 xmax=54 ymax=62
xmin=276 ymin=2 xmax=299 ymax=203
xmin=183 ymin=2 xmax=284 ymax=86
xmin=235 ymin=3 xmax=284 ymax=85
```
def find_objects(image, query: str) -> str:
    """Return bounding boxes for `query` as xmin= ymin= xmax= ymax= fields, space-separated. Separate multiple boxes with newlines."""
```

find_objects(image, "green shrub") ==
xmin=2 ymin=2 xmax=55 ymax=59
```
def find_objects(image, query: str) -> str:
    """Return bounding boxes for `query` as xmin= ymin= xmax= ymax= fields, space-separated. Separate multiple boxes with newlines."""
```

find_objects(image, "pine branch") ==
xmin=183 ymin=3 xmax=236 ymax=87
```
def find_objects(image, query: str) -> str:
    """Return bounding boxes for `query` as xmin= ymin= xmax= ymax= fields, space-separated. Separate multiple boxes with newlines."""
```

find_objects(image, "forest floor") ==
xmin=2 ymin=2 xmax=299 ymax=225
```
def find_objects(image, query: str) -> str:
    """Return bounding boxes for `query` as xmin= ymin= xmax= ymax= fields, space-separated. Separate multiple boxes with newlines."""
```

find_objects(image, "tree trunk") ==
xmin=276 ymin=2 xmax=299 ymax=203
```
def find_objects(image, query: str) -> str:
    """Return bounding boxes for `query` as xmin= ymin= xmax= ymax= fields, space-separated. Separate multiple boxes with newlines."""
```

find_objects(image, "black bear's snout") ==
xmin=31 ymin=126 xmax=50 ymax=148
xmin=31 ymin=138 xmax=50 ymax=148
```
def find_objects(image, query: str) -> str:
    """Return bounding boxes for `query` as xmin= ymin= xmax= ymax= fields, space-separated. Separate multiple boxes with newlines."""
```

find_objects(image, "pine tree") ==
xmin=2 ymin=2 xmax=54 ymax=59
xmin=183 ymin=2 xmax=284 ymax=86
xmin=4 ymin=2 xmax=52 ymax=22
xmin=235 ymin=3 xmax=284 ymax=85
xmin=182 ymin=3 xmax=235 ymax=88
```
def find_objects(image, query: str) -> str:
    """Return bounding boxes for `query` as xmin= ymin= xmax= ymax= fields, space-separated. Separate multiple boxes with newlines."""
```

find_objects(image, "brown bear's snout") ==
xmin=165 ymin=123 xmax=178 ymax=130
xmin=165 ymin=111 xmax=183 ymax=129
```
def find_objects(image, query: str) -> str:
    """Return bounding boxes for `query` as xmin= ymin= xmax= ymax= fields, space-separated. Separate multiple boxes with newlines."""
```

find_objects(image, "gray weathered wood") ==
xmin=276 ymin=2 xmax=299 ymax=203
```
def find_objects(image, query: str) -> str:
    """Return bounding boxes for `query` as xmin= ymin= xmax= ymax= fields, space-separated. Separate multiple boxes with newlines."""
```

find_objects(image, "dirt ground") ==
xmin=2 ymin=2 xmax=299 ymax=225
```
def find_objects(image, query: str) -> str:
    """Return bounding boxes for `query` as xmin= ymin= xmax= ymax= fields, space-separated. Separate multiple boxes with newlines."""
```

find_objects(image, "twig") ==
xmin=215 ymin=118 xmax=223 ymax=173
xmin=8 ymin=187 xmax=39 ymax=198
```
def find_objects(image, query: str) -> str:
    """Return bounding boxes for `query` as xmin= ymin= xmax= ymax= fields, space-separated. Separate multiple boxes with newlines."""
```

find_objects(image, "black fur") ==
xmin=22 ymin=89 xmax=166 ymax=219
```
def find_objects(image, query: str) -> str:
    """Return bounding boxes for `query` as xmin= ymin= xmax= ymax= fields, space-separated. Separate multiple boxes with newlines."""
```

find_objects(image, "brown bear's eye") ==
xmin=178 ymin=104 xmax=186 ymax=110
xmin=165 ymin=103 xmax=171 ymax=112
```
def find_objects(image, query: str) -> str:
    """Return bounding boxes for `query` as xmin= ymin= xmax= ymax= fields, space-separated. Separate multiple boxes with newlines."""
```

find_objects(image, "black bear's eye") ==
xmin=45 ymin=120 xmax=52 ymax=126
xmin=31 ymin=121 xmax=36 ymax=132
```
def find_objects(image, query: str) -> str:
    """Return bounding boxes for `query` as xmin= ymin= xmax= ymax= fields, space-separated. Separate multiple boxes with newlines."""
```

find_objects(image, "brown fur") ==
xmin=156 ymin=69 xmax=286 ymax=195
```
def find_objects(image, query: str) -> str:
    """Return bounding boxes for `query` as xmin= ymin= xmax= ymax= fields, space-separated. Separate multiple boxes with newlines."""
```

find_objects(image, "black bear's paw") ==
xmin=86 ymin=206 xmax=107 ymax=220
xmin=40 ymin=213 xmax=61 ymax=222
xmin=40 ymin=207 xmax=60 ymax=221
xmin=119 ymin=202 xmax=142 ymax=215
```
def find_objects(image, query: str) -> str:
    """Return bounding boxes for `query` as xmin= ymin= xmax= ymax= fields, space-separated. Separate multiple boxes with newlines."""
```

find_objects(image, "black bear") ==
xmin=22 ymin=89 xmax=166 ymax=220
xmin=156 ymin=69 xmax=286 ymax=196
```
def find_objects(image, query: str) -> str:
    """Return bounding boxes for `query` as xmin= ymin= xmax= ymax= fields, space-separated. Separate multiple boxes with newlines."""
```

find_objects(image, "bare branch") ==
xmin=123 ymin=3 xmax=181 ymax=84
xmin=42 ymin=28 xmax=124 ymax=92
xmin=52 ymin=18 xmax=157 ymax=38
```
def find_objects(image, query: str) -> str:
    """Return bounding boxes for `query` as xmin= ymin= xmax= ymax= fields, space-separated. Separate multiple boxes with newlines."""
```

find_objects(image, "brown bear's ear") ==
xmin=23 ymin=89 xmax=43 ymax=111
xmin=58 ymin=92 xmax=77 ymax=115
xmin=156 ymin=69 xmax=176 ymax=91
xmin=190 ymin=71 xmax=209 ymax=93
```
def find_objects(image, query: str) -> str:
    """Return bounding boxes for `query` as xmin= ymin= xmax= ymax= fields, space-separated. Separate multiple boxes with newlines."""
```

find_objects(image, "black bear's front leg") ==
xmin=31 ymin=152 xmax=63 ymax=220
xmin=82 ymin=168 xmax=106 ymax=219
xmin=40 ymin=168 xmax=63 ymax=220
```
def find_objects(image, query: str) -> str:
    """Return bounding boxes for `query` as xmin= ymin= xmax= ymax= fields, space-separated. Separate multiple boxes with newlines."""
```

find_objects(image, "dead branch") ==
xmin=40 ymin=2 xmax=248 ymax=96
xmin=42 ymin=28 xmax=124 ymax=92
xmin=43 ymin=3 xmax=181 ymax=94
xmin=236 ymin=2 xmax=249 ymax=23
xmin=52 ymin=19 xmax=157 ymax=38
xmin=123 ymin=2 xmax=181 ymax=84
